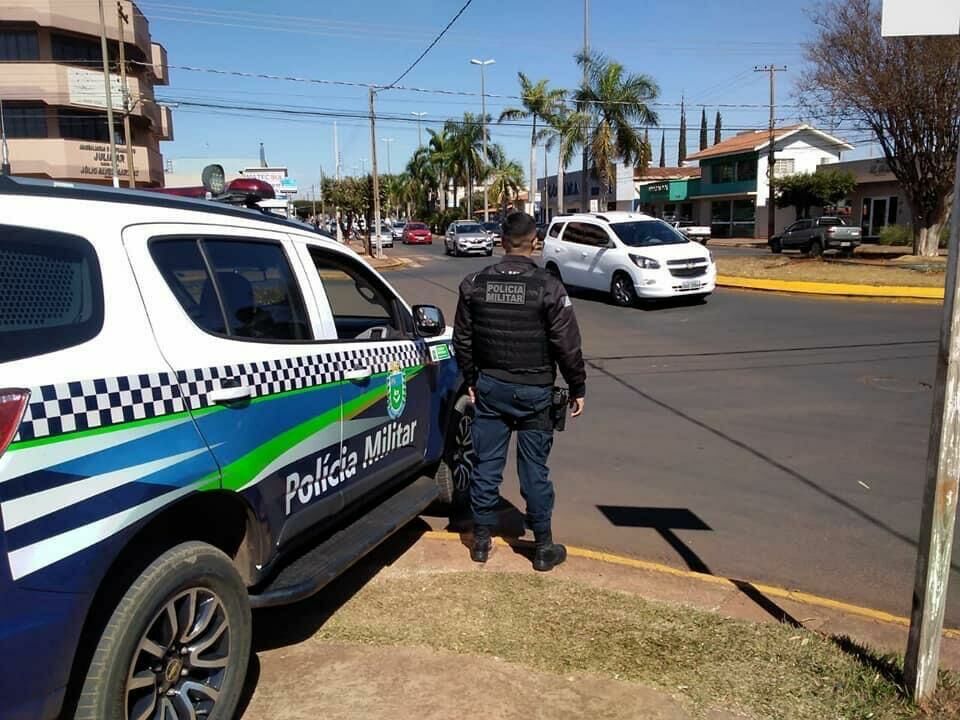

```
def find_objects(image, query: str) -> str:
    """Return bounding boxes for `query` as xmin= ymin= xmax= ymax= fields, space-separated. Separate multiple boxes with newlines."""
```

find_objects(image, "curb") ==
xmin=717 ymin=274 xmax=944 ymax=300
xmin=364 ymin=256 xmax=414 ymax=272
xmin=422 ymin=530 xmax=960 ymax=640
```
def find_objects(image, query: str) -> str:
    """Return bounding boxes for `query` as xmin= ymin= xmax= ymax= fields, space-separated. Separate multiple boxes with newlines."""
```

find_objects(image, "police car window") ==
xmin=150 ymin=238 xmax=313 ymax=342
xmin=0 ymin=224 xmax=104 ymax=363
xmin=309 ymin=249 xmax=405 ymax=341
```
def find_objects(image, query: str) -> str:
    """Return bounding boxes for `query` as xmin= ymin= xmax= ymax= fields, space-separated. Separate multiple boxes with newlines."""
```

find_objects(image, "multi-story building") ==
xmin=0 ymin=1 xmax=172 ymax=186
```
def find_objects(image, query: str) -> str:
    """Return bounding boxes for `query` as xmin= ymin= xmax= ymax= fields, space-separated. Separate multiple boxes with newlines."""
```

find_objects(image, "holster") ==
xmin=550 ymin=386 xmax=569 ymax=432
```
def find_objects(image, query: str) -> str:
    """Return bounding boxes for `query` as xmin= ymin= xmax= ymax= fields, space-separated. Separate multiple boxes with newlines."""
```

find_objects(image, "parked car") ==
xmin=0 ymin=175 xmax=474 ymax=720
xmin=444 ymin=221 xmax=494 ymax=257
xmin=541 ymin=212 xmax=715 ymax=305
xmin=481 ymin=221 xmax=502 ymax=245
xmin=536 ymin=223 xmax=548 ymax=241
xmin=670 ymin=220 xmax=711 ymax=245
xmin=769 ymin=216 xmax=861 ymax=256
xmin=373 ymin=222 xmax=394 ymax=248
xmin=391 ymin=221 xmax=406 ymax=241
xmin=402 ymin=221 xmax=433 ymax=244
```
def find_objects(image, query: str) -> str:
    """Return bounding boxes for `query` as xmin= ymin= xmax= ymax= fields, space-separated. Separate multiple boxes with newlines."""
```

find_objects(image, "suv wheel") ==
xmin=808 ymin=239 xmax=823 ymax=258
xmin=770 ymin=238 xmax=782 ymax=254
xmin=545 ymin=262 xmax=563 ymax=283
xmin=610 ymin=272 xmax=638 ymax=307
xmin=75 ymin=542 xmax=251 ymax=720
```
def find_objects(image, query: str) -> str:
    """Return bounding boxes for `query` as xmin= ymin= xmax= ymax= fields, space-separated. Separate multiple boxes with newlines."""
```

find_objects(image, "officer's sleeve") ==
xmin=544 ymin=277 xmax=586 ymax=398
xmin=452 ymin=276 xmax=478 ymax=387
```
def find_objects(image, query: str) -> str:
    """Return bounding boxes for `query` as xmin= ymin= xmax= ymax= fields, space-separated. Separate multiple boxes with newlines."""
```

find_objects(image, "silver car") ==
xmin=444 ymin=221 xmax=494 ymax=257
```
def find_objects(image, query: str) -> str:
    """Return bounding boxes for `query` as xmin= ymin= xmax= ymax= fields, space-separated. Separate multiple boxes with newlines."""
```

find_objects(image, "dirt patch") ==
xmin=295 ymin=571 xmax=959 ymax=720
xmin=718 ymin=256 xmax=945 ymax=288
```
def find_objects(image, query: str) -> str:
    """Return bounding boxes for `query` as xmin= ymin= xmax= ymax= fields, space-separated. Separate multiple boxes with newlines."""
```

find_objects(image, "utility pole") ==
xmin=97 ymin=0 xmax=120 ymax=187
xmin=0 ymin=97 xmax=10 ymax=175
xmin=580 ymin=0 xmax=589 ymax=213
xmin=471 ymin=59 xmax=494 ymax=223
xmin=412 ymin=111 xmax=427 ymax=148
xmin=369 ymin=87 xmax=383 ymax=258
xmin=333 ymin=121 xmax=343 ymax=243
xmin=116 ymin=2 xmax=135 ymax=188
xmin=754 ymin=65 xmax=786 ymax=241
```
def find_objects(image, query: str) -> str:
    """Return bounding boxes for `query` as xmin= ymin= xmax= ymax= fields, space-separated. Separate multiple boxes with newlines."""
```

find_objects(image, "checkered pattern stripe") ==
xmin=14 ymin=342 xmax=432 ymax=443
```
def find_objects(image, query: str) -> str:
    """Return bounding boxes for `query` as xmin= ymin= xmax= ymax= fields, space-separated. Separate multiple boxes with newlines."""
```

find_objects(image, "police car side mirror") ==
xmin=412 ymin=304 xmax=445 ymax=337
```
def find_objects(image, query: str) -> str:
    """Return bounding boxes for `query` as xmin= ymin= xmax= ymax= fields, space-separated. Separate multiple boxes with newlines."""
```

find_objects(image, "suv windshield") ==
xmin=612 ymin=221 xmax=688 ymax=247
xmin=456 ymin=223 xmax=483 ymax=233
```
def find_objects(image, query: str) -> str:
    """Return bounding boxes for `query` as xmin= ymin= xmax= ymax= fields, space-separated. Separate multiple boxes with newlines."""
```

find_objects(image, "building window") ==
xmin=0 ymin=30 xmax=39 ymax=61
xmin=710 ymin=198 xmax=755 ymax=238
xmin=711 ymin=162 xmax=735 ymax=184
xmin=58 ymin=109 xmax=124 ymax=143
xmin=4 ymin=104 xmax=47 ymax=138
xmin=736 ymin=158 xmax=757 ymax=181
xmin=590 ymin=186 xmax=600 ymax=197
xmin=52 ymin=33 xmax=103 ymax=64
xmin=773 ymin=158 xmax=795 ymax=177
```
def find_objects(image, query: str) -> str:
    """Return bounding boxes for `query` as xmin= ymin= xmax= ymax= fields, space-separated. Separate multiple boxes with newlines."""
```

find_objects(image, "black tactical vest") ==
xmin=470 ymin=263 xmax=553 ymax=381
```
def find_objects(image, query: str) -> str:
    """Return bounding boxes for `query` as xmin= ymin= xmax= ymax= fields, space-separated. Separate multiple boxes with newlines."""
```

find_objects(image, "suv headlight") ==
xmin=629 ymin=254 xmax=661 ymax=269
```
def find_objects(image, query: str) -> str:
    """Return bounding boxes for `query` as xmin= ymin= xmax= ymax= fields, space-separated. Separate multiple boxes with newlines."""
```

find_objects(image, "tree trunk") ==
xmin=530 ymin=117 xmax=537 ymax=220
xmin=557 ymin=146 xmax=565 ymax=215
xmin=915 ymin=221 xmax=945 ymax=257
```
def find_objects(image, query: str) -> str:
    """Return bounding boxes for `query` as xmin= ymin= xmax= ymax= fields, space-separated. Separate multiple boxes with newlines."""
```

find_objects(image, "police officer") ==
xmin=453 ymin=212 xmax=586 ymax=571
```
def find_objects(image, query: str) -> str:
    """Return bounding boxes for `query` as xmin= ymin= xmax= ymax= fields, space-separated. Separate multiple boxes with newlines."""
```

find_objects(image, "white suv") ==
xmin=541 ymin=212 xmax=716 ymax=305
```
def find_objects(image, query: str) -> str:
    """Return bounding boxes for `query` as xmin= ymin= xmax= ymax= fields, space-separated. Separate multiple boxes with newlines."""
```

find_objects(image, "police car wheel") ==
xmin=436 ymin=397 xmax=475 ymax=507
xmin=75 ymin=542 xmax=251 ymax=720
xmin=610 ymin=272 xmax=638 ymax=307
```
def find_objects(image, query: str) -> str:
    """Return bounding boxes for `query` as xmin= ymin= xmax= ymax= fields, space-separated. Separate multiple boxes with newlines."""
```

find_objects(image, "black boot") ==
xmin=471 ymin=525 xmax=493 ymax=563
xmin=533 ymin=530 xmax=567 ymax=572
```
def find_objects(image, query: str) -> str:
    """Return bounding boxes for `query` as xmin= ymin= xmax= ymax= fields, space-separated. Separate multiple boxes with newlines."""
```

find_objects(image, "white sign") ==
xmin=67 ymin=67 xmax=128 ymax=109
xmin=589 ymin=199 xmax=599 ymax=212
xmin=882 ymin=0 xmax=960 ymax=36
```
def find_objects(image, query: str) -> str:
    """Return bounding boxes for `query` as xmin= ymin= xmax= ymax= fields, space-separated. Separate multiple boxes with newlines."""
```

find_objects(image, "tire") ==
xmin=610 ymin=272 xmax=638 ymax=307
xmin=436 ymin=396 xmax=475 ymax=508
xmin=808 ymin=239 xmax=823 ymax=258
xmin=444 ymin=242 xmax=451 ymax=256
xmin=76 ymin=542 xmax=251 ymax=720
xmin=770 ymin=238 xmax=782 ymax=254
xmin=485 ymin=250 xmax=493 ymax=257
xmin=545 ymin=262 xmax=563 ymax=283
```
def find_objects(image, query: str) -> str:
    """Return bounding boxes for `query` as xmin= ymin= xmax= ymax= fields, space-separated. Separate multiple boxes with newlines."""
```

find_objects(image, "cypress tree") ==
xmin=699 ymin=107 xmax=708 ymax=150
xmin=714 ymin=111 xmax=722 ymax=144
xmin=677 ymin=97 xmax=687 ymax=164
xmin=659 ymin=131 xmax=666 ymax=168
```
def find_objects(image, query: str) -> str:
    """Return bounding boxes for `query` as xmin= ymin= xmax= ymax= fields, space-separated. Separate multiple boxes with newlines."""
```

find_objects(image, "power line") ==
xmin=385 ymin=0 xmax=474 ymax=88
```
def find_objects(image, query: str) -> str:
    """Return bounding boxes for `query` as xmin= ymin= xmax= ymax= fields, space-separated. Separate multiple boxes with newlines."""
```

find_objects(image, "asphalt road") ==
xmin=384 ymin=239 xmax=958 ymax=625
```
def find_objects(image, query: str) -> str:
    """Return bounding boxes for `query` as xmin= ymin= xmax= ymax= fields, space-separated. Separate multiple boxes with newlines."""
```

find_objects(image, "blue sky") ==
xmin=143 ymin=0 xmax=869 ymax=193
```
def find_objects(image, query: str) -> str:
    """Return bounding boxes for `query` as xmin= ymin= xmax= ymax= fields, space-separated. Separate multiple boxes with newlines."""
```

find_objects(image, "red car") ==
xmin=402 ymin=222 xmax=433 ymax=244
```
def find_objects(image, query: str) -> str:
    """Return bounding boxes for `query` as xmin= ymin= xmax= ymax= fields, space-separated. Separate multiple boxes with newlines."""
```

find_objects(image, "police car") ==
xmin=541 ymin=212 xmax=715 ymax=305
xmin=0 ymin=175 xmax=474 ymax=720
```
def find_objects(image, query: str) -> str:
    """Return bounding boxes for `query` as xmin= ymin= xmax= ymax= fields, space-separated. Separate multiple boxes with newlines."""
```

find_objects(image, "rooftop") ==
xmin=635 ymin=166 xmax=701 ymax=181
xmin=686 ymin=124 xmax=852 ymax=161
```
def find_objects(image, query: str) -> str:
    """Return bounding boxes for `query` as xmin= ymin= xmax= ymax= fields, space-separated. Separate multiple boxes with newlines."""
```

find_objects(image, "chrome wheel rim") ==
xmin=613 ymin=277 xmax=632 ymax=305
xmin=126 ymin=588 xmax=231 ymax=720
xmin=451 ymin=413 xmax=476 ymax=492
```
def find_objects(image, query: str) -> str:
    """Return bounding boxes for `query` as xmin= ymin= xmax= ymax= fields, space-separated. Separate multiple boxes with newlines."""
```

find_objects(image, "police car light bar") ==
xmin=151 ymin=164 xmax=276 ymax=208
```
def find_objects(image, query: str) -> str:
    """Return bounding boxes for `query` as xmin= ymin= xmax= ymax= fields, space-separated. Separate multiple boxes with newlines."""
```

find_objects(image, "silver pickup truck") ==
xmin=770 ymin=216 xmax=861 ymax=256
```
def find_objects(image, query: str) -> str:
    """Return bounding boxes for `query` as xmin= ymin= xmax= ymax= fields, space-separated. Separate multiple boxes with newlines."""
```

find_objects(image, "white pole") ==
xmin=471 ymin=59 xmax=495 ymax=223
xmin=333 ymin=121 xmax=343 ymax=243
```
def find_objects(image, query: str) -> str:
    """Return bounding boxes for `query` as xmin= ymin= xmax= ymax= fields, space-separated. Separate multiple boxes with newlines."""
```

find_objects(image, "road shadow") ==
xmin=596 ymin=504 xmax=803 ymax=629
xmin=586 ymin=359 xmax=960 ymax=576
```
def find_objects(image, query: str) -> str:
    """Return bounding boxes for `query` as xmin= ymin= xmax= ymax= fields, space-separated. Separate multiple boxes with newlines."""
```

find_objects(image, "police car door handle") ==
xmin=208 ymin=385 xmax=252 ymax=404
xmin=344 ymin=366 xmax=372 ymax=382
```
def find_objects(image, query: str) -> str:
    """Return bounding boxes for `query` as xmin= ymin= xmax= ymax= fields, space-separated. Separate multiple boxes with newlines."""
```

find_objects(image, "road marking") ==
xmin=422 ymin=530 xmax=960 ymax=639
xmin=717 ymin=275 xmax=944 ymax=300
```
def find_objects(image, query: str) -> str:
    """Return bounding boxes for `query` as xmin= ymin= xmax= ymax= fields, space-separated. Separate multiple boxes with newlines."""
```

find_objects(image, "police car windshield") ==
xmin=612 ymin=221 xmax=688 ymax=247
xmin=457 ymin=223 xmax=483 ymax=233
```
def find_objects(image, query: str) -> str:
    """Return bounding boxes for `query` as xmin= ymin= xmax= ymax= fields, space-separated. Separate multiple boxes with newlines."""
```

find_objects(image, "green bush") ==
xmin=877 ymin=224 xmax=911 ymax=246
xmin=426 ymin=209 xmax=461 ymax=235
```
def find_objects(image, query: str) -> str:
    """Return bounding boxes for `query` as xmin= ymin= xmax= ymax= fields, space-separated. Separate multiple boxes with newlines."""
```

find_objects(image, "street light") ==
xmin=381 ymin=137 xmax=394 ymax=175
xmin=470 ymin=58 xmax=495 ymax=223
xmin=411 ymin=112 xmax=427 ymax=148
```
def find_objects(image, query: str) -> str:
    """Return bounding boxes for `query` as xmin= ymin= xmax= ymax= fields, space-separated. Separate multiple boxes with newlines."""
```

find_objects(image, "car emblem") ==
xmin=387 ymin=362 xmax=407 ymax=419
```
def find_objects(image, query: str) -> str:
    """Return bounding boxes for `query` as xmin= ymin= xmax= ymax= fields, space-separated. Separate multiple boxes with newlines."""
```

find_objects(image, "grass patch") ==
xmin=718 ymin=256 xmax=945 ymax=288
xmin=314 ymin=572 xmax=960 ymax=720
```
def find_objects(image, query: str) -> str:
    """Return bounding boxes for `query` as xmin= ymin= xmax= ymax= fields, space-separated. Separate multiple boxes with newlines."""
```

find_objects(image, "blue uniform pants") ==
xmin=470 ymin=373 xmax=555 ymax=534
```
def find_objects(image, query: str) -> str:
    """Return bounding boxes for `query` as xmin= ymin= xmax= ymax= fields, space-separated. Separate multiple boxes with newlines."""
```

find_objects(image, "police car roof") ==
xmin=0 ymin=174 xmax=330 ymax=236
xmin=552 ymin=211 xmax=657 ymax=224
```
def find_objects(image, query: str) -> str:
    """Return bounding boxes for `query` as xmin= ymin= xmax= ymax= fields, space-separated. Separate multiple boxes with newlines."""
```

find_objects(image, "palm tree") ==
xmin=426 ymin=127 xmax=455 ymax=210
xmin=575 ymin=53 xmax=659 ymax=208
xmin=445 ymin=114 xmax=488 ymax=216
xmin=544 ymin=105 xmax=588 ymax=216
xmin=406 ymin=146 xmax=438 ymax=216
xmin=498 ymin=73 xmax=565 ymax=217
xmin=485 ymin=144 xmax=525 ymax=218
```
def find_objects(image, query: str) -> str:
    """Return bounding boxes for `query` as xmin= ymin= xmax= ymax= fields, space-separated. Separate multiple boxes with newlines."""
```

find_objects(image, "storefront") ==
xmin=708 ymin=197 xmax=756 ymax=238
xmin=636 ymin=177 xmax=699 ymax=221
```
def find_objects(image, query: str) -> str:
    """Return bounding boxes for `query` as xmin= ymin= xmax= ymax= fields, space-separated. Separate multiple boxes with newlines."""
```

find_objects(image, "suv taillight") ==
xmin=0 ymin=389 xmax=29 ymax=458
xmin=826 ymin=227 xmax=836 ymax=235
